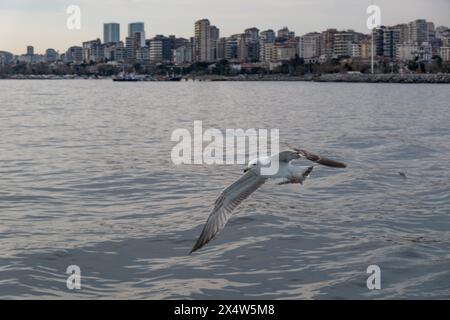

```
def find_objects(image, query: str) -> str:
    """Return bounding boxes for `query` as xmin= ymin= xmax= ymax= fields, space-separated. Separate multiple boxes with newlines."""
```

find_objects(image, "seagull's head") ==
xmin=244 ymin=158 xmax=259 ymax=173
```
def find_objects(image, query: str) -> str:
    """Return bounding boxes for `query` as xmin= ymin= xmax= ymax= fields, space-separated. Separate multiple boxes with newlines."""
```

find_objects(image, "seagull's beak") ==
xmin=243 ymin=168 xmax=249 ymax=173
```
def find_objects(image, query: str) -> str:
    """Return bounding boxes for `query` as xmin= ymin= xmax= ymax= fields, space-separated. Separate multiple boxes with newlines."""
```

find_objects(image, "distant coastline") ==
xmin=1 ymin=73 xmax=450 ymax=83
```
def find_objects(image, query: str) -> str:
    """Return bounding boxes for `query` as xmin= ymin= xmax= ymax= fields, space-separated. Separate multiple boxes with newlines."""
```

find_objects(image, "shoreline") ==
xmin=1 ymin=73 xmax=450 ymax=83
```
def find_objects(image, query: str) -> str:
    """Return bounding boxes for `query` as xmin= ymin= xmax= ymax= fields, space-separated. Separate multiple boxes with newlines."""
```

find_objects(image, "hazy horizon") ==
xmin=1 ymin=0 xmax=449 ymax=54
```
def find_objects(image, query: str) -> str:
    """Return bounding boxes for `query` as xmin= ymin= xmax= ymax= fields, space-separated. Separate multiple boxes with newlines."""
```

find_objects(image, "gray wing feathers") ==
xmin=277 ymin=151 xmax=301 ymax=162
xmin=191 ymin=172 xmax=266 ymax=253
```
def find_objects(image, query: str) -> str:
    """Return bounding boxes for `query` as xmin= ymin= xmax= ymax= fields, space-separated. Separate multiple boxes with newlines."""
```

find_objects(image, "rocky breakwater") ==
xmin=314 ymin=73 xmax=450 ymax=84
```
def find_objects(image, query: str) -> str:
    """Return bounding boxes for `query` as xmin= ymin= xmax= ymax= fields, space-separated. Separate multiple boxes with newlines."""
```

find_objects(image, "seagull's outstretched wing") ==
xmin=191 ymin=171 xmax=267 ymax=254
xmin=297 ymin=149 xmax=347 ymax=168
xmin=282 ymin=148 xmax=347 ymax=168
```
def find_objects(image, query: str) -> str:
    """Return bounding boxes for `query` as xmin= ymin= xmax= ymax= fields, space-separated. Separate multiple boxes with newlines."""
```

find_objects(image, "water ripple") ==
xmin=0 ymin=81 xmax=449 ymax=299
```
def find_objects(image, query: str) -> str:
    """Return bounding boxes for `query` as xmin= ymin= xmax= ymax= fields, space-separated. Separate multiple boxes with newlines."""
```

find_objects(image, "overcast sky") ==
xmin=1 ymin=0 xmax=449 ymax=54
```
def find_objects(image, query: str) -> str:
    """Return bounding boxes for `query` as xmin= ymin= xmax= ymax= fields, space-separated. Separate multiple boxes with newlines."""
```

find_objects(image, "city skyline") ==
xmin=4 ymin=16 xmax=447 ymax=70
xmin=1 ymin=0 xmax=450 ymax=54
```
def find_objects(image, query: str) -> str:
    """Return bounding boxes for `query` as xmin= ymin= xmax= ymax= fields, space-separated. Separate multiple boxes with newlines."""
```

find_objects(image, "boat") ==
xmin=113 ymin=72 xmax=139 ymax=82
xmin=168 ymin=76 xmax=182 ymax=81
xmin=163 ymin=70 xmax=183 ymax=81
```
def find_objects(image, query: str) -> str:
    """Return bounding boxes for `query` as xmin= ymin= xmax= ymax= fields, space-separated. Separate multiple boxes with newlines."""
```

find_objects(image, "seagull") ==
xmin=398 ymin=171 xmax=407 ymax=179
xmin=190 ymin=148 xmax=347 ymax=254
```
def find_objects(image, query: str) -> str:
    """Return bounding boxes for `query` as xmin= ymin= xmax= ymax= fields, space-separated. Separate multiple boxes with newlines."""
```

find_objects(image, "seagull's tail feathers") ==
xmin=278 ymin=166 xmax=314 ymax=185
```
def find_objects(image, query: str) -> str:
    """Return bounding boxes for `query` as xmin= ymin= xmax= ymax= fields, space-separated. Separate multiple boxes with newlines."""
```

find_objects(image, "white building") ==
xmin=397 ymin=43 xmax=432 ymax=61
xmin=194 ymin=19 xmax=211 ymax=62
xmin=149 ymin=40 xmax=163 ymax=63
xmin=173 ymin=45 xmax=193 ymax=64
xmin=408 ymin=19 xmax=429 ymax=45
xmin=237 ymin=34 xmax=248 ymax=62
xmin=82 ymin=39 xmax=103 ymax=62
xmin=298 ymin=32 xmax=322 ymax=59
xmin=397 ymin=44 xmax=419 ymax=61
xmin=276 ymin=45 xmax=297 ymax=61
xmin=333 ymin=30 xmax=364 ymax=58
xmin=262 ymin=43 xmax=277 ymax=62
xmin=125 ymin=36 xmax=137 ymax=62
xmin=259 ymin=29 xmax=276 ymax=62
xmin=103 ymin=42 xmax=124 ymax=62
xmin=350 ymin=43 xmax=361 ymax=57
xmin=440 ymin=47 xmax=450 ymax=62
